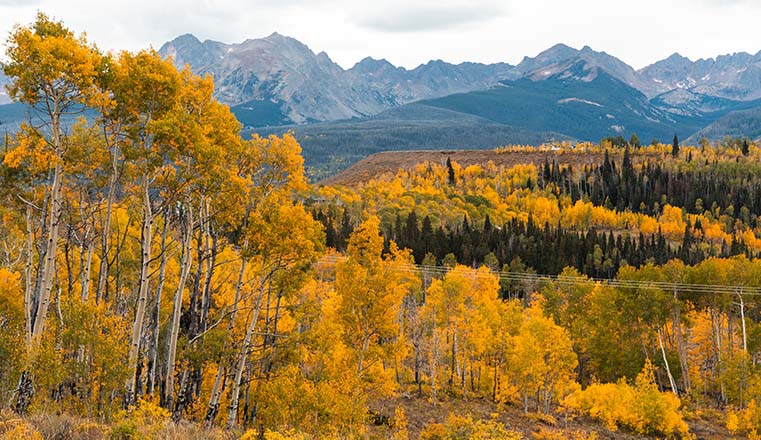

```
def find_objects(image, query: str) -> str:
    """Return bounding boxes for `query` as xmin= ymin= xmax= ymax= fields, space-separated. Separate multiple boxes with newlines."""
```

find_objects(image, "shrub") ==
xmin=726 ymin=399 xmax=761 ymax=439
xmin=0 ymin=418 xmax=43 ymax=440
xmin=420 ymin=414 xmax=521 ymax=440
xmin=562 ymin=360 xmax=691 ymax=438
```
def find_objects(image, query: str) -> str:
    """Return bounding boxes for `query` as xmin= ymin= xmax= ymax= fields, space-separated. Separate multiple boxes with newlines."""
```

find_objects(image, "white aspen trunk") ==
xmin=125 ymin=178 xmax=153 ymax=405
xmin=431 ymin=316 xmax=438 ymax=404
xmin=205 ymin=364 xmax=225 ymax=426
xmin=492 ymin=358 xmax=499 ymax=402
xmin=23 ymin=206 xmax=34 ymax=345
xmin=164 ymin=205 xmax=194 ymax=410
xmin=146 ymin=212 xmax=169 ymax=396
xmin=81 ymin=238 xmax=94 ymax=302
xmin=450 ymin=324 xmax=457 ymax=390
xmin=358 ymin=332 xmax=371 ymax=375
xmin=738 ymin=290 xmax=748 ymax=407
xmin=658 ymin=328 xmax=678 ymax=396
xmin=31 ymin=145 xmax=63 ymax=341
xmin=200 ymin=199 xmax=214 ymax=331
xmin=739 ymin=290 xmax=747 ymax=352
xmin=227 ymin=275 xmax=269 ymax=428
xmin=206 ymin=258 xmax=246 ymax=426
xmin=96 ymin=143 xmax=120 ymax=303
xmin=673 ymin=288 xmax=690 ymax=394
xmin=14 ymin=98 xmax=64 ymax=416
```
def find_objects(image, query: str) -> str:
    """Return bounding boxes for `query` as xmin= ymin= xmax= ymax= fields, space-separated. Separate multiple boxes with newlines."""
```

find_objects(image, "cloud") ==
xmin=0 ymin=0 xmax=40 ymax=5
xmin=355 ymin=0 xmax=508 ymax=32
xmin=699 ymin=0 xmax=759 ymax=6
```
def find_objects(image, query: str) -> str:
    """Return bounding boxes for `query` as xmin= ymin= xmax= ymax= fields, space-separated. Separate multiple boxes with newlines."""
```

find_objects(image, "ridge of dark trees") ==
xmin=313 ymin=150 xmax=761 ymax=278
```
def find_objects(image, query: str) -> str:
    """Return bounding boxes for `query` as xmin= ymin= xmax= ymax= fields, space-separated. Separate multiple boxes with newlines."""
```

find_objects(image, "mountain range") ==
xmin=157 ymin=34 xmax=761 ymax=128
xmin=156 ymin=33 xmax=761 ymax=176
xmin=2 ymin=33 xmax=761 ymax=177
xmin=158 ymin=33 xmax=516 ymax=124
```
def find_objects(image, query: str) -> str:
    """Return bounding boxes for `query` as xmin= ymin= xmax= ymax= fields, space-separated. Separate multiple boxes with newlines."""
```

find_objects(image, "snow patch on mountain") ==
xmin=558 ymin=97 xmax=603 ymax=107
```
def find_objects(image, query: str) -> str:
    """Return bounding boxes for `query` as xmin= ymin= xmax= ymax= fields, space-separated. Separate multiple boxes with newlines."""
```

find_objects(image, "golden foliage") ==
xmin=563 ymin=360 xmax=691 ymax=438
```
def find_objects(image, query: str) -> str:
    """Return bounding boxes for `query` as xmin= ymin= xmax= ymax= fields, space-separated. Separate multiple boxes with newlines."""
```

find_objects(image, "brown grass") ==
xmin=367 ymin=394 xmax=733 ymax=440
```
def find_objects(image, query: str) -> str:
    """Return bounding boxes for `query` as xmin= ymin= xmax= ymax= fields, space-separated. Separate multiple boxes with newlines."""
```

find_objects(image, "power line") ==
xmin=317 ymin=255 xmax=761 ymax=297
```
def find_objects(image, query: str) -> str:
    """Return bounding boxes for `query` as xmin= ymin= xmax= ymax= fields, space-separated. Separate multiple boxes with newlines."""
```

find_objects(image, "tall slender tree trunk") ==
xmin=146 ymin=212 xmax=169 ymax=396
xmin=492 ymin=359 xmax=499 ymax=402
xmin=31 ymin=149 xmax=63 ymax=339
xmin=739 ymin=290 xmax=747 ymax=352
xmin=205 ymin=258 xmax=246 ymax=426
xmin=164 ymin=205 xmax=193 ymax=410
xmin=431 ymin=319 xmax=439 ymax=404
xmin=16 ymin=111 xmax=64 ymax=415
xmin=658 ymin=328 xmax=678 ymax=396
xmin=673 ymin=289 xmax=690 ymax=394
xmin=96 ymin=143 xmax=120 ymax=303
xmin=227 ymin=274 xmax=269 ymax=428
xmin=80 ymin=235 xmax=94 ymax=302
xmin=449 ymin=325 xmax=457 ymax=390
xmin=125 ymin=178 xmax=153 ymax=406
xmin=23 ymin=206 xmax=34 ymax=345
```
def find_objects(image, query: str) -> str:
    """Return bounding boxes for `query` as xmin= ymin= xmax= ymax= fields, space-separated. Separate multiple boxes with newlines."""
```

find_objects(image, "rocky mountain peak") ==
xmin=156 ymin=33 xmax=761 ymax=127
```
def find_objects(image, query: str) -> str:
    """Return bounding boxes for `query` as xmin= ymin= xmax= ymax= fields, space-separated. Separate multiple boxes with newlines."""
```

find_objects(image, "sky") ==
xmin=0 ymin=0 xmax=759 ymax=70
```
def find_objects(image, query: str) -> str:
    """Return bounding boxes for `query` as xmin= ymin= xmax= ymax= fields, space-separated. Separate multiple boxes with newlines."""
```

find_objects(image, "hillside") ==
xmin=3 ymin=36 xmax=761 ymax=167
xmin=686 ymin=106 xmax=761 ymax=143
xmin=319 ymin=148 xmax=612 ymax=186
xmin=254 ymin=59 xmax=761 ymax=179
xmin=255 ymin=104 xmax=569 ymax=180
xmin=418 ymin=62 xmax=706 ymax=142
xmin=0 ymin=103 xmax=26 ymax=130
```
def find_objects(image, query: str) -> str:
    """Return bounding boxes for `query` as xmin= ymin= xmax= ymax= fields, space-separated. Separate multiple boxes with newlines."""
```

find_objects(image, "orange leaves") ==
xmin=109 ymin=50 xmax=181 ymax=126
xmin=506 ymin=304 xmax=578 ymax=412
xmin=346 ymin=216 xmax=384 ymax=265
xmin=4 ymin=13 xmax=105 ymax=108
xmin=562 ymin=200 xmax=618 ymax=230
xmin=244 ymin=201 xmax=325 ymax=268
xmin=0 ymin=268 xmax=23 ymax=322
xmin=3 ymin=126 xmax=53 ymax=174
xmin=335 ymin=216 xmax=415 ymax=392
xmin=244 ymin=134 xmax=307 ymax=195
xmin=562 ymin=359 xmax=690 ymax=438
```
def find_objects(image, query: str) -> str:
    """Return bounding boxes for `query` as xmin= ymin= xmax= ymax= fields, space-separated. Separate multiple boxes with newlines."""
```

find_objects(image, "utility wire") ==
xmin=317 ymin=255 xmax=761 ymax=296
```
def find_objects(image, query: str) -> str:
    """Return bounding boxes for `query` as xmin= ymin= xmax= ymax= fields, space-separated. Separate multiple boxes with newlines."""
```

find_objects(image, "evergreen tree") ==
xmin=672 ymin=134 xmax=680 ymax=158
xmin=629 ymin=133 xmax=641 ymax=148
xmin=446 ymin=156 xmax=456 ymax=185
xmin=622 ymin=145 xmax=632 ymax=170
xmin=742 ymin=138 xmax=750 ymax=156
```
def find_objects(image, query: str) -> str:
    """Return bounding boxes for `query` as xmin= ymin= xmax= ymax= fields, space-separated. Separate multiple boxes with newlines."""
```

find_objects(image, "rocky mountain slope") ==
xmin=159 ymin=34 xmax=761 ymax=127
xmin=158 ymin=33 xmax=516 ymax=124
xmin=640 ymin=51 xmax=761 ymax=100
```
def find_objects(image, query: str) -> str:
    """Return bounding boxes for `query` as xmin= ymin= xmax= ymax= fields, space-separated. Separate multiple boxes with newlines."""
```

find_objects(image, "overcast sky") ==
xmin=0 ymin=0 xmax=759 ymax=70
